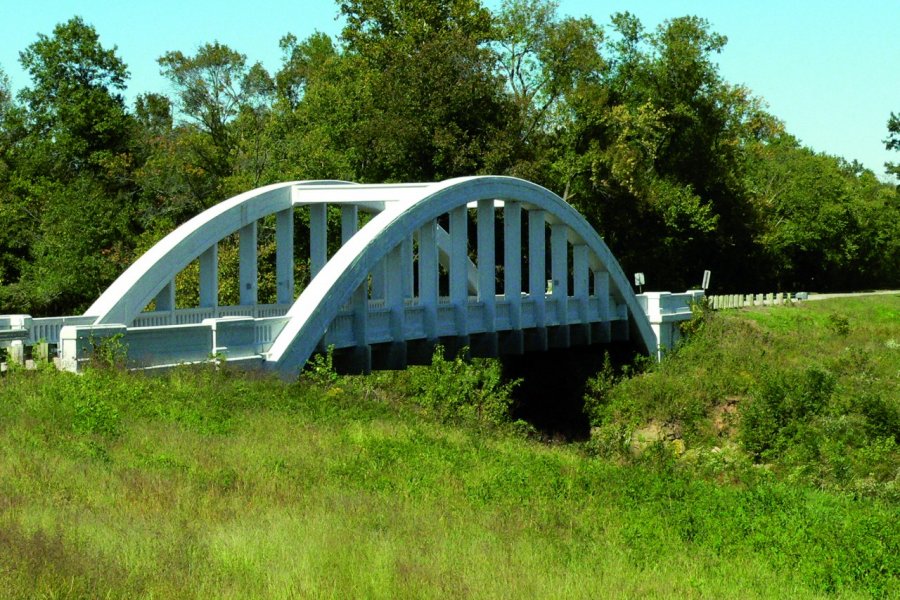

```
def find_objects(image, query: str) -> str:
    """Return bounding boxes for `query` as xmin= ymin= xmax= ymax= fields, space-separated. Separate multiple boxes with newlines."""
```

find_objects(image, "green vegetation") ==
xmin=586 ymin=295 xmax=900 ymax=502
xmin=1 ymin=2 xmax=899 ymax=315
xmin=1 ymin=296 xmax=898 ymax=598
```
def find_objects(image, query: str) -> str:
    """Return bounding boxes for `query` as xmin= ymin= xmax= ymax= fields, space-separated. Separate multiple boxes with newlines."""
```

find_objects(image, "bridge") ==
xmin=0 ymin=176 xmax=701 ymax=377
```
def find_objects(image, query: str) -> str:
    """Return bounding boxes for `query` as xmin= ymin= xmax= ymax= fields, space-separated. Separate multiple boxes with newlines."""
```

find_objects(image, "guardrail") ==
xmin=707 ymin=292 xmax=799 ymax=310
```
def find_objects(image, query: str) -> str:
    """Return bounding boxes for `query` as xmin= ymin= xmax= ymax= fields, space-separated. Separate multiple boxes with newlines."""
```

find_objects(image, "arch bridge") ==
xmin=0 ymin=177 xmax=702 ymax=376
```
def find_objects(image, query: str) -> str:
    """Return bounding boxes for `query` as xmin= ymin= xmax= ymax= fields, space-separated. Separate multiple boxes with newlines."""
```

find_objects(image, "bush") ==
xmin=740 ymin=367 xmax=835 ymax=460
xmin=408 ymin=346 xmax=518 ymax=426
xmin=583 ymin=352 xmax=618 ymax=427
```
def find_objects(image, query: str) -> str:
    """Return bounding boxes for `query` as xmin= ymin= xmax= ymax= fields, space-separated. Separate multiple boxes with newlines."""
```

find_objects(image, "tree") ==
xmin=270 ymin=0 xmax=516 ymax=184
xmin=1 ymin=17 xmax=138 ymax=315
xmin=885 ymin=112 xmax=900 ymax=181
xmin=158 ymin=42 xmax=274 ymax=190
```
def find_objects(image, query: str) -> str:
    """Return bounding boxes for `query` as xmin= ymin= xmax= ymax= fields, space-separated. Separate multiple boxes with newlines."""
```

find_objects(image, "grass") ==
xmin=0 ymin=295 xmax=898 ymax=598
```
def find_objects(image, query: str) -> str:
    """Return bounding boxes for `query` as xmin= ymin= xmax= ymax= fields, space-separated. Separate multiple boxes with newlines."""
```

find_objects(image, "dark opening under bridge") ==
xmin=0 ymin=176 xmax=701 ymax=376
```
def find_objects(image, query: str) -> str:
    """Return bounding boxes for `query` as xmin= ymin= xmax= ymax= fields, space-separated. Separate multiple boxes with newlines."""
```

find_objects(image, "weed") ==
xmin=826 ymin=312 xmax=850 ymax=336
xmin=408 ymin=346 xmax=519 ymax=426
xmin=301 ymin=345 xmax=340 ymax=387
xmin=89 ymin=332 xmax=128 ymax=370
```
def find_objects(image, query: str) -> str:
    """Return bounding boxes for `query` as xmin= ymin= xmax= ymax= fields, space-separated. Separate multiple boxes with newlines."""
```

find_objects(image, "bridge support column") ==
xmin=343 ymin=282 xmax=371 ymax=374
xmin=199 ymin=244 xmax=218 ymax=309
xmin=571 ymin=244 xmax=591 ymax=346
xmin=450 ymin=205 xmax=469 ymax=346
xmin=154 ymin=280 xmax=175 ymax=316
xmin=310 ymin=203 xmax=327 ymax=279
xmin=473 ymin=199 xmax=498 ymax=358
xmin=276 ymin=208 xmax=294 ymax=304
xmin=418 ymin=220 xmax=438 ymax=342
xmin=549 ymin=222 xmax=570 ymax=349
xmin=239 ymin=222 xmax=258 ymax=306
xmin=502 ymin=201 xmax=523 ymax=355
xmin=402 ymin=235 xmax=414 ymax=299
xmin=341 ymin=205 xmax=357 ymax=243
xmin=374 ymin=243 xmax=407 ymax=370
xmin=592 ymin=269 xmax=611 ymax=343
xmin=526 ymin=209 xmax=547 ymax=352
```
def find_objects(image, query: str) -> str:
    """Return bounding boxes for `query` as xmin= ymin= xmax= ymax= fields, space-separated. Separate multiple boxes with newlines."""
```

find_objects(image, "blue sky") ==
xmin=2 ymin=0 xmax=897 ymax=180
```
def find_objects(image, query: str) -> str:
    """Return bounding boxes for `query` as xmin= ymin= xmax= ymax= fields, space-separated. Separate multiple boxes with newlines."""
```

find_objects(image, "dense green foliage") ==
xmin=0 ymin=2 xmax=898 ymax=315
xmin=1 ymin=299 xmax=898 ymax=597
xmin=585 ymin=295 xmax=900 ymax=503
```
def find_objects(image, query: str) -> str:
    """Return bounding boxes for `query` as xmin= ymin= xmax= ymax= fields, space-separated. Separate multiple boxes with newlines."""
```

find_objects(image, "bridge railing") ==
xmin=58 ymin=314 xmax=295 ymax=373
xmin=707 ymin=293 xmax=798 ymax=310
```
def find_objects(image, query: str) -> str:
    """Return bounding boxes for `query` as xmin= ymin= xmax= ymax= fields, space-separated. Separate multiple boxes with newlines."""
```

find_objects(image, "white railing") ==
xmin=132 ymin=303 xmax=292 ymax=328
xmin=707 ymin=292 xmax=795 ymax=310
xmin=29 ymin=315 xmax=97 ymax=345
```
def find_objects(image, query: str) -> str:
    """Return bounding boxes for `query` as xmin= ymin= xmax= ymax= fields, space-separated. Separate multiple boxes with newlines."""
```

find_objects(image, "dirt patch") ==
xmin=711 ymin=396 xmax=741 ymax=438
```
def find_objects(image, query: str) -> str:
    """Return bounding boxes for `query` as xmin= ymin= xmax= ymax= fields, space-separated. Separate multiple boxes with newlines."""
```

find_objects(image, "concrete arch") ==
xmin=266 ymin=176 xmax=654 ymax=377
xmin=86 ymin=180 xmax=477 ymax=327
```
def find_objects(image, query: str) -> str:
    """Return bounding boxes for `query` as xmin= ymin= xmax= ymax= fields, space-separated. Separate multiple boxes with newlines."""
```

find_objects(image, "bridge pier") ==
xmin=333 ymin=345 xmax=372 ymax=375
xmin=547 ymin=324 xmax=570 ymax=349
xmin=371 ymin=341 xmax=407 ymax=370
xmin=569 ymin=323 xmax=592 ymax=347
xmin=524 ymin=327 xmax=548 ymax=352
xmin=591 ymin=321 xmax=611 ymax=344
xmin=469 ymin=331 xmax=498 ymax=359
xmin=406 ymin=338 xmax=438 ymax=366
xmin=498 ymin=330 xmax=524 ymax=355
xmin=440 ymin=335 xmax=471 ymax=361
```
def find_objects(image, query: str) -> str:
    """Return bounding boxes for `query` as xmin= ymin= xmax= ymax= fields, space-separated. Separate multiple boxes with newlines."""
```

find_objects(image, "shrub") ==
xmin=826 ymin=312 xmax=850 ymax=336
xmin=740 ymin=367 xmax=835 ymax=460
xmin=408 ymin=346 xmax=518 ymax=426
xmin=583 ymin=352 xmax=618 ymax=427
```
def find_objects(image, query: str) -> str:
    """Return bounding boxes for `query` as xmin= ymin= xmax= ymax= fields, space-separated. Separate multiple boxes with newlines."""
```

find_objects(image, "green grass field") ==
xmin=0 ymin=295 xmax=897 ymax=598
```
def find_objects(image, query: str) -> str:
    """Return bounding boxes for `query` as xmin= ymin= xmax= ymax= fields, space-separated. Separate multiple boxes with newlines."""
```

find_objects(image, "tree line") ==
xmin=1 ymin=0 xmax=898 ymax=317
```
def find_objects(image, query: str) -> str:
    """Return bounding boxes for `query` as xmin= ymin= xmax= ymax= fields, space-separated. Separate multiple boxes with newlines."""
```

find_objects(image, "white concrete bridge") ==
xmin=0 ymin=176 xmax=701 ymax=376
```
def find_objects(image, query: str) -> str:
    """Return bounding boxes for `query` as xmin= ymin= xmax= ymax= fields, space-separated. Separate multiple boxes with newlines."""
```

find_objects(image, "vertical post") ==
xmin=199 ymin=244 xmax=218 ymax=309
xmin=593 ymin=270 xmax=609 ymax=319
xmin=450 ymin=205 xmax=468 ymax=336
xmin=351 ymin=281 xmax=371 ymax=373
xmin=503 ymin=201 xmax=521 ymax=330
xmin=418 ymin=220 xmax=438 ymax=340
xmin=310 ymin=203 xmax=327 ymax=279
xmin=593 ymin=269 xmax=610 ymax=342
xmin=341 ymin=204 xmax=358 ymax=245
xmin=477 ymin=199 xmax=496 ymax=332
xmin=155 ymin=279 xmax=175 ymax=314
xmin=371 ymin=259 xmax=386 ymax=300
xmin=386 ymin=244 xmax=405 ymax=341
xmin=401 ymin=235 xmax=414 ymax=299
xmin=573 ymin=244 xmax=589 ymax=326
xmin=550 ymin=223 xmax=568 ymax=324
xmin=239 ymin=222 xmax=258 ymax=306
xmin=528 ymin=209 xmax=546 ymax=327
xmin=276 ymin=207 xmax=294 ymax=304
xmin=573 ymin=245 xmax=589 ymax=306
xmin=549 ymin=222 xmax=569 ymax=347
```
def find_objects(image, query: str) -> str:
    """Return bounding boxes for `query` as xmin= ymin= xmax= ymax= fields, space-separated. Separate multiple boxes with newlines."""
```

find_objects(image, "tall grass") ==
xmin=0 ymin=296 xmax=898 ymax=598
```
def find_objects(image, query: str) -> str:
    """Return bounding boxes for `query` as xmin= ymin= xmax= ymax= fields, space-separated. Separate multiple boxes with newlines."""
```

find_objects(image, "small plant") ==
xmin=90 ymin=333 xmax=128 ymax=370
xmin=583 ymin=352 xmax=618 ymax=428
xmin=301 ymin=345 xmax=340 ymax=387
xmin=826 ymin=312 xmax=850 ymax=337
xmin=679 ymin=297 xmax=712 ymax=337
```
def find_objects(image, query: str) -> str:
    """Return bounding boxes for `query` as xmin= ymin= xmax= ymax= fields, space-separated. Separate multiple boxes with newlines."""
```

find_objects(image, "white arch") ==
xmin=87 ymin=180 xmax=477 ymax=326
xmin=266 ymin=176 xmax=654 ymax=377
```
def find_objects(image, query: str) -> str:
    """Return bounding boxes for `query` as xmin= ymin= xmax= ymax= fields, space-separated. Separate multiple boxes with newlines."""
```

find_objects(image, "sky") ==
xmin=1 ymin=0 xmax=898 ymax=181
